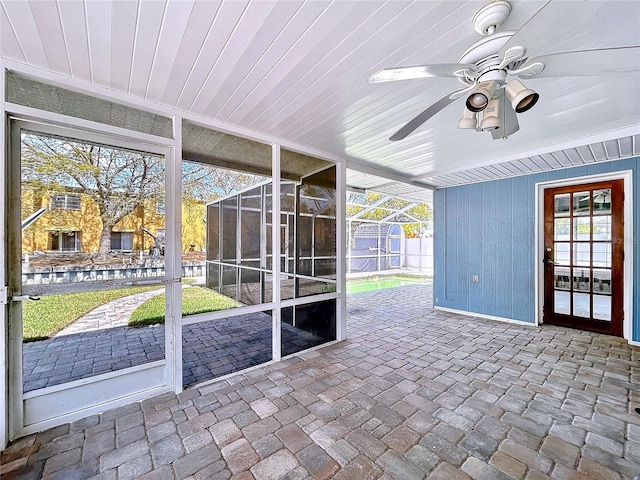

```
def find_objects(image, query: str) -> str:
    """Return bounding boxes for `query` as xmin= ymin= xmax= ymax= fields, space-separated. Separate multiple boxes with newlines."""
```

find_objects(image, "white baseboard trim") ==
xmin=436 ymin=306 xmax=640 ymax=347
xmin=434 ymin=306 xmax=537 ymax=327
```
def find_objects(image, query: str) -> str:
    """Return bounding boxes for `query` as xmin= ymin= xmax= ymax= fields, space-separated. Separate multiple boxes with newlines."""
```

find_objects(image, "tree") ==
xmin=22 ymin=133 xmax=165 ymax=261
xmin=181 ymin=162 xmax=268 ymax=253
xmin=181 ymin=162 xmax=266 ymax=203
xmin=22 ymin=133 xmax=270 ymax=261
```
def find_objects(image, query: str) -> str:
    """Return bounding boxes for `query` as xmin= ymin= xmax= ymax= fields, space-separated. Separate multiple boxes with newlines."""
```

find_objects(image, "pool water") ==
xmin=346 ymin=276 xmax=428 ymax=294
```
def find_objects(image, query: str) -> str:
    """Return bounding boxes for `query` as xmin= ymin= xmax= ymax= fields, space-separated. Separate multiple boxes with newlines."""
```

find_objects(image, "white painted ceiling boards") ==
xmin=2 ymin=0 xmax=639 ymax=202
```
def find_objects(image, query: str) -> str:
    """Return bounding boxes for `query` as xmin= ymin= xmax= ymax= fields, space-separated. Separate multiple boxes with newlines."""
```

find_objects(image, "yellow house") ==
xmin=21 ymin=188 xmax=206 ymax=255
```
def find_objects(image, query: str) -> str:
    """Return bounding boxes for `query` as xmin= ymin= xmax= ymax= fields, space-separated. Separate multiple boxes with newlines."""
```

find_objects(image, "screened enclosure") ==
xmin=349 ymin=223 xmax=404 ymax=272
xmin=206 ymin=175 xmax=337 ymax=302
xmin=3 ymin=70 xmax=344 ymax=440
xmin=204 ymin=161 xmax=338 ymax=361
xmin=346 ymin=192 xmax=433 ymax=275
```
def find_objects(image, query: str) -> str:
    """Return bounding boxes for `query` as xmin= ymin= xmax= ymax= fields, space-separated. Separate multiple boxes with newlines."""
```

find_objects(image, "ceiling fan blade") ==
xmin=369 ymin=63 xmax=475 ymax=84
xmin=389 ymin=90 xmax=461 ymax=141
xmin=499 ymin=1 xmax=640 ymax=59
xmin=520 ymin=46 xmax=640 ymax=78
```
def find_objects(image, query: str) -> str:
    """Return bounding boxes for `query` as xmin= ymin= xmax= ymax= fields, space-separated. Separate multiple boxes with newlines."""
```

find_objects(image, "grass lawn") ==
xmin=129 ymin=286 xmax=239 ymax=327
xmin=23 ymin=285 xmax=162 ymax=342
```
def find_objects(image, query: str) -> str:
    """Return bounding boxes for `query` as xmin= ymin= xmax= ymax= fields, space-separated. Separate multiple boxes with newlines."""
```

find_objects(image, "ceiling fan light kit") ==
xmin=505 ymin=79 xmax=539 ymax=112
xmin=465 ymin=80 xmax=499 ymax=112
xmin=457 ymin=107 xmax=478 ymax=130
xmin=480 ymin=97 xmax=502 ymax=131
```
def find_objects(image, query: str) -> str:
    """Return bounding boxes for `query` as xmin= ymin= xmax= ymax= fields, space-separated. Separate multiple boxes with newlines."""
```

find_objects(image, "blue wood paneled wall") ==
xmin=433 ymin=157 xmax=640 ymax=342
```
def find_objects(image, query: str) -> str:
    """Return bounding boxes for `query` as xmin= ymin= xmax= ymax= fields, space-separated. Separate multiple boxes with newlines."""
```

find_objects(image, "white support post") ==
xmin=347 ymin=220 xmax=352 ymax=275
xmin=260 ymin=187 xmax=267 ymax=304
xmin=0 ymin=63 xmax=9 ymax=449
xmin=7 ymin=118 xmax=24 ymax=442
xmin=336 ymin=160 xmax=347 ymax=341
xmin=271 ymin=145 xmax=282 ymax=362
xmin=311 ymin=217 xmax=315 ymax=277
xmin=168 ymin=116 xmax=183 ymax=393
xmin=419 ymin=222 xmax=423 ymax=272
xmin=377 ymin=223 xmax=381 ymax=272
xmin=236 ymin=192 xmax=242 ymax=301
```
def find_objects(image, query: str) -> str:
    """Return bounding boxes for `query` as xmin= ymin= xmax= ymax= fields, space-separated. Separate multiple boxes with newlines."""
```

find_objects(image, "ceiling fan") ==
xmin=369 ymin=0 xmax=640 ymax=141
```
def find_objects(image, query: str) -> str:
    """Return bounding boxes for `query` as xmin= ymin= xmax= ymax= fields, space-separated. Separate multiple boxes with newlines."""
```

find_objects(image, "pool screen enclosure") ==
xmin=205 ymin=164 xmax=338 ymax=357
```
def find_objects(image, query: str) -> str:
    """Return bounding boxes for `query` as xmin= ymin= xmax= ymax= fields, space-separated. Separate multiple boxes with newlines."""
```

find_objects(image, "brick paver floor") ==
xmin=3 ymin=284 xmax=640 ymax=479
xmin=24 ymin=312 xmax=327 ymax=391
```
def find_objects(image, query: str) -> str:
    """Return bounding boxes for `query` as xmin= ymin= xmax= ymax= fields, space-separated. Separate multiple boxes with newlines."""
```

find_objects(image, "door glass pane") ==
xmin=593 ymin=215 xmax=611 ymax=241
xmin=554 ymin=242 xmax=570 ymax=265
xmin=573 ymin=217 xmax=591 ymax=241
xmin=593 ymin=243 xmax=612 ymax=267
xmin=20 ymin=131 xmax=166 ymax=392
xmin=573 ymin=270 xmax=590 ymax=292
xmin=554 ymin=291 xmax=570 ymax=315
xmin=573 ymin=191 xmax=590 ymax=215
xmin=573 ymin=243 xmax=590 ymax=266
xmin=554 ymin=267 xmax=570 ymax=290
xmin=593 ymin=295 xmax=611 ymax=321
xmin=593 ymin=269 xmax=611 ymax=294
xmin=573 ymin=292 xmax=590 ymax=318
xmin=554 ymin=194 xmax=570 ymax=216
xmin=554 ymin=218 xmax=570 ymax=241
xmin=593 ymin=189 xmax=611 ymax=214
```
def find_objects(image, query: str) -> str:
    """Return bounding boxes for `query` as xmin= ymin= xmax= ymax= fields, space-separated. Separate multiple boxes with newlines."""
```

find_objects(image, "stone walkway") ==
xmin=3 ymin=284 xmax=640 ymax=479
xmin=55 ymin=288 xmax=167 ymax=336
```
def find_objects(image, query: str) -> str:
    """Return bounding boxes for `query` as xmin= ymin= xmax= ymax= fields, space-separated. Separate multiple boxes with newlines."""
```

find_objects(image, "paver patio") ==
xmin=24 ymin=310 xmax=327 ymax=391
xmin=3 ymin=283 xmax=640 ymax=479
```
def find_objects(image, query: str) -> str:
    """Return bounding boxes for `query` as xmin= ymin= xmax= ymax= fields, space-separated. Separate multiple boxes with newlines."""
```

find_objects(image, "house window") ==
xmin=157 ymin=199 xmax=165 ymax=215
xmin=49 ymin=230 xmax=81 ymax=252
xmin=50 ymin=193 xmax=81 ymax=211
xmin=111 ymin=231 xmax=133 ymax=251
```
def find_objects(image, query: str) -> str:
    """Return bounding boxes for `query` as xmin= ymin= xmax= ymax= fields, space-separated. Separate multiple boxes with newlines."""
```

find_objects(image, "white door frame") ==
xmin=6 ymin=115 xmax=177 ymax=438
xmin=535 ymin=170 xmax=634 ymax=342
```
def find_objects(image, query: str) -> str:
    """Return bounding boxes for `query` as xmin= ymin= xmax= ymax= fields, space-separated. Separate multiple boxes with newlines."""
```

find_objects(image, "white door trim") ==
xmin=535 ymin=170 xmax=634 ymax=342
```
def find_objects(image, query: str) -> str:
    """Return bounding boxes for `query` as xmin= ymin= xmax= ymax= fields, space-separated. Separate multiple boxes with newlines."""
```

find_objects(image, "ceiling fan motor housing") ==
xmin=473 ymin=0 xmax=512 ymax=35
xmin=458 ymin=31 xmax=516 ymax=78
